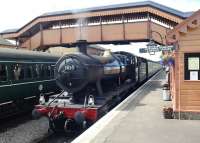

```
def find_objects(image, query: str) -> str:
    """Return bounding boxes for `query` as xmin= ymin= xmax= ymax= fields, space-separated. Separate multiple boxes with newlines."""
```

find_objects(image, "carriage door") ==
xmin=0 ymin=63 xmax=12 ymax=104
xmin=9 ymin=63 xmax=27 ymax=104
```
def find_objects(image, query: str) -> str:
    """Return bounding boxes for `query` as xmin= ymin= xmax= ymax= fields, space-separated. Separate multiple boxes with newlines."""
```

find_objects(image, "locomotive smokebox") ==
xmin=76 ymin=40 xmax=88 ymax=54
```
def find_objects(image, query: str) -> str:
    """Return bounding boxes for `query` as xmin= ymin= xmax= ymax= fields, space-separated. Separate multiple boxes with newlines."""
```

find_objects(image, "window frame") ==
xmin=184 ymin=53 xmax=200 ymax=81
xmin=11 ymin=63 xmax=26 ymax=82
xmin=0 ymin=63 xmax=8 ymax=84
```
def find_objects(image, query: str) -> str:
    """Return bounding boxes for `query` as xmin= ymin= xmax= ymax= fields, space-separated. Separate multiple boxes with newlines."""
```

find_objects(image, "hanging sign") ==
xmin=139 ymin=45 xmax=176 ymax=54
xmin=159 ymin=45 xmax=175 ymax=51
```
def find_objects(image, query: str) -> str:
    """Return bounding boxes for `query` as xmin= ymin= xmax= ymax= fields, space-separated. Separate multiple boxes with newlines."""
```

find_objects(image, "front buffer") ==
xmin=33 ymin=99 xmax=99 ymax=132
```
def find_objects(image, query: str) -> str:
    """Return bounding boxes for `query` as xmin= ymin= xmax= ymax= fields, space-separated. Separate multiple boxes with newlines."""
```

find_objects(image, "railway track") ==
xmin=34 ymin=131 xmax=79 ymax=143
xmin=0 ymin=113 xmax=32 ymax=133
xmin=0 ymin=115 xmax=48 ymax=143
xmin=0 ymin=113 xmax=82 ymax=143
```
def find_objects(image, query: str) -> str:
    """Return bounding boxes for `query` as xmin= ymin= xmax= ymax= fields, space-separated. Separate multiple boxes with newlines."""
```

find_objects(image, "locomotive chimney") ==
xmin=77 ymin=40 xmax=88 ymax=54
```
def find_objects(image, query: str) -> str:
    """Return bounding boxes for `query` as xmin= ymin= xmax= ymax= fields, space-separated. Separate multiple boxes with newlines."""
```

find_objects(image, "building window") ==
xmin=0 ymin=64 xmax=7 ymax=81
xmin=185 ymin=53 xmax=200 ymax=80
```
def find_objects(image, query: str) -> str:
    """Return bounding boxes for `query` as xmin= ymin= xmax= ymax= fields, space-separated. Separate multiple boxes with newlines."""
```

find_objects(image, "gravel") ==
xmin=0 ymin=117 xmax=49 ymax=143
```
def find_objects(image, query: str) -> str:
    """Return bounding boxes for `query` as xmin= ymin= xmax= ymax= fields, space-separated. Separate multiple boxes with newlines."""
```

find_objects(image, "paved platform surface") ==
xmin=72 ymin=71 xmax=200 ymax=143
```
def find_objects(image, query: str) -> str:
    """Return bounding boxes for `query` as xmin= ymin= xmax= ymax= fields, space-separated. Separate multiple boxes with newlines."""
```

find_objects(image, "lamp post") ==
xmin=146 ymin=30 xmax=164 ymax=55
xmin=151 ymin=30 xmax=164 ymax=45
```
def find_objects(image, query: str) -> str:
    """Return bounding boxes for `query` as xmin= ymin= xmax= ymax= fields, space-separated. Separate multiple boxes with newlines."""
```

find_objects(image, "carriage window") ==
xmin=32 ymin=64 xmax=40 ymax=78
xmin=50 ymin=65 xmax=55 ymax=78
xmin=40 ymin=64 xmax=45 ymax=78
xmin=46 ymin=65 xmax=51 ymax=77
xmin=25 ymin=65 xmax=32 ymax=79
xmin=185 ymin=53 xmax=200 ymax=80
xmin=0 ymin=64 xmax=7 ymax=81
xmin=13 ymin=64 xmax=25 ymax=80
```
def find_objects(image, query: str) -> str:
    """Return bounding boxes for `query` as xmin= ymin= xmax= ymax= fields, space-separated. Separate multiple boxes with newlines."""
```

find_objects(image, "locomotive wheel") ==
xmin=64 ymin=119 xmax=74 ymax=132
xmin=48 ymin=114 xmax=66 ymax=133
xmin=32 ymin=109 xmax=41 ymax=120
xmin=49 ymin=118 xmax=57 ymax=133
xmin=82 ymin=120 xmax=87 ymax=129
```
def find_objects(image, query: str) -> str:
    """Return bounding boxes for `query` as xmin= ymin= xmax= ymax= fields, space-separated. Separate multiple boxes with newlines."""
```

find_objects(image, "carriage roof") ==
xmin=0 ymin=48 xmax=60 ymax=61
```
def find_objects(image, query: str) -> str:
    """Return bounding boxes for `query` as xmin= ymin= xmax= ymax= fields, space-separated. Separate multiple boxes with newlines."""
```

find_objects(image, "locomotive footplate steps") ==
xmin=72 ymin=71 xmax=200 ymax=143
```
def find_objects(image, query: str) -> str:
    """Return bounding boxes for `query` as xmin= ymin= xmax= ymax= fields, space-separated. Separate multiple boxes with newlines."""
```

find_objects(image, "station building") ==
xmin=168 ymin=10 xmax=200 ymax=119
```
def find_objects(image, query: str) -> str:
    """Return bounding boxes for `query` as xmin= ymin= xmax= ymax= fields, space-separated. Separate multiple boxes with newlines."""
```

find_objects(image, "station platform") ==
xmin=72 ymin=71 xmax=200 ymax=143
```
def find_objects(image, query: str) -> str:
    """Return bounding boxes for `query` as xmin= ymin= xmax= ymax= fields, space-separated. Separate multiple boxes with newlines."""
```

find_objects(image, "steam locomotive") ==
xmin=33 ymin=41 xmax=161 ymax=132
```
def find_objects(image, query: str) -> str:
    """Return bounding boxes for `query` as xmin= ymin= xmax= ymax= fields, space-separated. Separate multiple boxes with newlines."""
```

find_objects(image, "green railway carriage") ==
xmin=0 ymin=48 xmax=60 ymax=118
xmin=137 ymin=57 xmax=161 ymax=83
xmin=147 ymin=61 xmax=161 ymax=78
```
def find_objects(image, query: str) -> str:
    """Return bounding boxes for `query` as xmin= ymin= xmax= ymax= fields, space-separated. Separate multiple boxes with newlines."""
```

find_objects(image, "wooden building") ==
xmin=168 ymin=10 xmax=200 ymax=119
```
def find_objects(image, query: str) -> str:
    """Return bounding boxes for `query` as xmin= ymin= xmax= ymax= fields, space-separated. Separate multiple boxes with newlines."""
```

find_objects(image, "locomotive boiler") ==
xmin=55 ymin=41 xmax=134 ymax=103
xmin=33 ymin=40 xmax=161 ymax=132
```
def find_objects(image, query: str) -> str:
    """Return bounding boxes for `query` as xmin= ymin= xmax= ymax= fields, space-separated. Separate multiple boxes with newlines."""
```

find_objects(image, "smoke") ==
xmin=71 ymin=9 xmax=89 ymax=41
xmin=75 ymin=18 xmax=88 ymax=41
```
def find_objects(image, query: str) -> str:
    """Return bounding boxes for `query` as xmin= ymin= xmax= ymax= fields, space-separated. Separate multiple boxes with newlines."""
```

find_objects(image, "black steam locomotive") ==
xmin=33 ymin=41 xmax=161 ymax=132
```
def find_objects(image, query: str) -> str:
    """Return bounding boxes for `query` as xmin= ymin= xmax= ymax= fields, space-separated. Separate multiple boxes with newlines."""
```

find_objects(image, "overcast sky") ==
xmin=0 ymin=0 xmax=199 ymax=32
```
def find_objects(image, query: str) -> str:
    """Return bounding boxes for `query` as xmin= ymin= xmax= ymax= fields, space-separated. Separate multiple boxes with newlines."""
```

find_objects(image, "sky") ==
xmin=0 ymin=0 xmax=199 ymax=32
xmin=101 ymin=43 xmax=162 ymax=61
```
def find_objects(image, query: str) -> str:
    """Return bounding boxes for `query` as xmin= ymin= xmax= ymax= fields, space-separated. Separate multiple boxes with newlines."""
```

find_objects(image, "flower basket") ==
xmin=160 ymin=52 xmax=175 ymax=66
xmin=163 ymin=107 xmax=173 ymax=119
